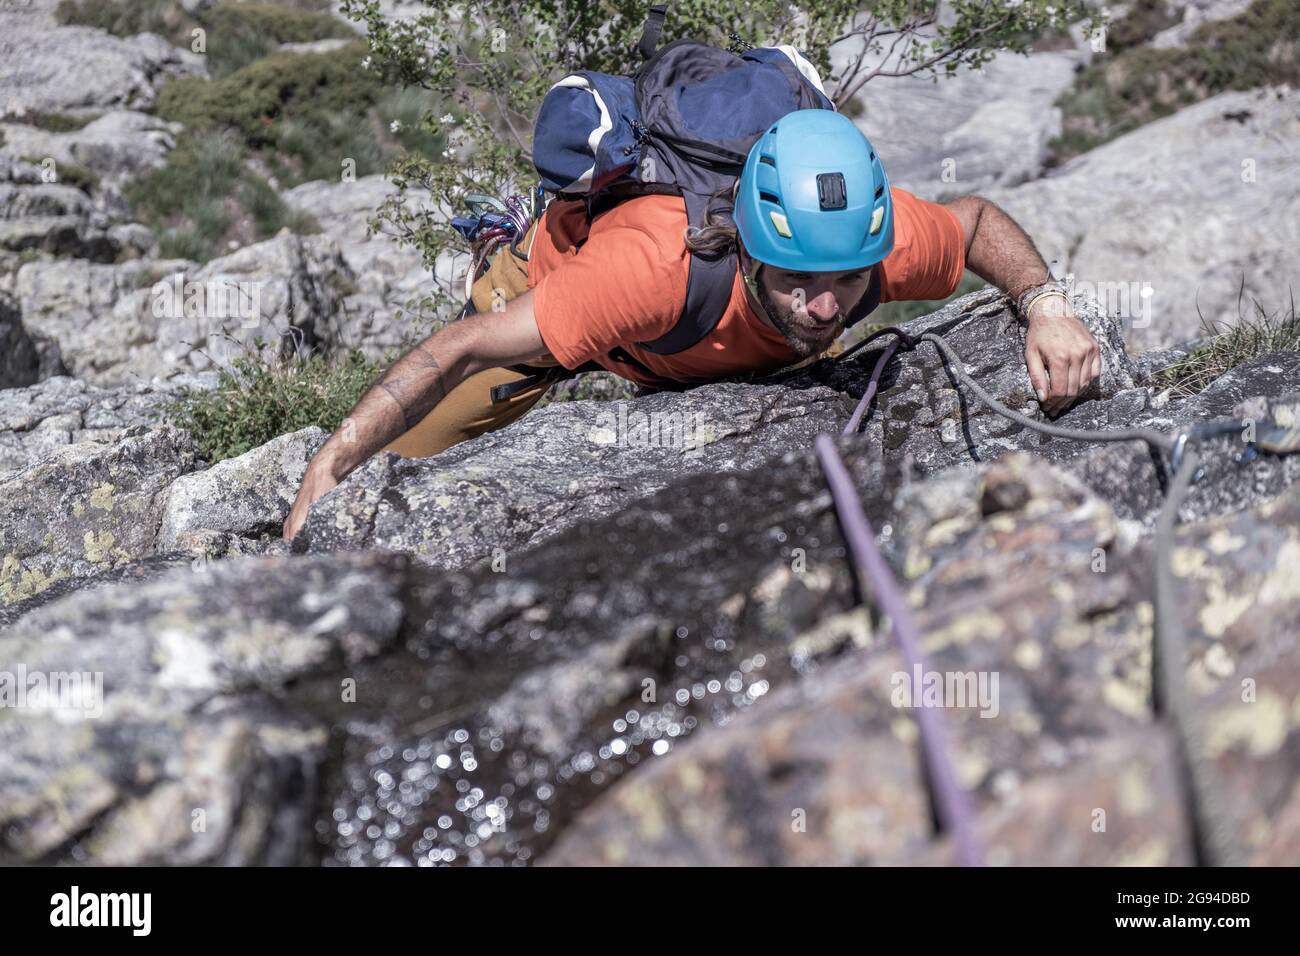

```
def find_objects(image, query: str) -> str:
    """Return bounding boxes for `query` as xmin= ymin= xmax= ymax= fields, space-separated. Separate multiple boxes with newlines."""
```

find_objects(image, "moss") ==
xmin=156 ymin=42 xmax=381 ymax=142
xmin=195 ymin=2 xmax=356 ymax=77
xmin=1050 ymin=0 xmax=1300 ymax=164
xmin=151 ymin=40 xmax=443 ymax=189
xmin=55 ymin=0 xmax=195 ymax=44
xmin=1103 ymin=0 xmax=1183 ymax=55
xmin=27 ymin=112 xmax=100 ymax=133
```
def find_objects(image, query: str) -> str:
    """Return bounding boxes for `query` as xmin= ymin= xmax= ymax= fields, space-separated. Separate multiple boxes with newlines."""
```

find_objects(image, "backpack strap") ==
xmin=636 ymin=4 xmax=670 ymax=61
xmin=636 ymin=188 xmax=736 ymax=354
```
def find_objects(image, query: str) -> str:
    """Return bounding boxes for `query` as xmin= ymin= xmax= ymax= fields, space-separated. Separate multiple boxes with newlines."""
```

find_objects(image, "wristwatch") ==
xmin=1015 ymin=279 xmax=1069 ymax=321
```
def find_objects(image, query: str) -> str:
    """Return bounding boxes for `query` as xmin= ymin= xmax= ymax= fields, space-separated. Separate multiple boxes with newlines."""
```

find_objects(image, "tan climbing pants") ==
xmin=381 ymin=220 xmax=559 ymax=459
xmin=382 ymin=219 xmax=846 ymax=460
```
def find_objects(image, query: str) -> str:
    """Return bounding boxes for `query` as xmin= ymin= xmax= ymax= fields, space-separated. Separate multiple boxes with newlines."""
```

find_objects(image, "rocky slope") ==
xmin=2 ymin=289 xmax=1299 ymax=866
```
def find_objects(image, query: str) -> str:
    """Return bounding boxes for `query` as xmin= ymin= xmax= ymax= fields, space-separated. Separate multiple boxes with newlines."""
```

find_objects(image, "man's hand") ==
xmin=1023 ymin=295 xmax=1102 ymax=415
xmin=283 ymin=457 xmax=339 ymax=543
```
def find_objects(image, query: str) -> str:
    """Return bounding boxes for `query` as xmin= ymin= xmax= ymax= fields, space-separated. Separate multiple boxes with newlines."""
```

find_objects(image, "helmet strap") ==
xmin=738 ymin=242 xmax=765 ymax=306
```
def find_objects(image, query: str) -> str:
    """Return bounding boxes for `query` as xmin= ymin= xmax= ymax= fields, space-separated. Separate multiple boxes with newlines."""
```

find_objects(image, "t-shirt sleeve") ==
xmin=877 ymin=188 xmax=968 ymax=303
xmin=531 ymin=223 xmax=688 ymax=369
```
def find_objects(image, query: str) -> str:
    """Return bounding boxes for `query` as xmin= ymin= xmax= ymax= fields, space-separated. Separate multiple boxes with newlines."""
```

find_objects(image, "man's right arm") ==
xmin=282 ymin=290 xmax=552 ymax=541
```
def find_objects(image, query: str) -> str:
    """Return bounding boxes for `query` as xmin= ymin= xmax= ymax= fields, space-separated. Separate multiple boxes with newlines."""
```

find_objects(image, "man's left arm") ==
xmin=943 ymin=195 xmax=1101 ymax=415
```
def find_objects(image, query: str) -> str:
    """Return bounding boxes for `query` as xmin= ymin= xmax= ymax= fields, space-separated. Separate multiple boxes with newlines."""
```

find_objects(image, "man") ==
xmin=283 ymin=109 xmax=1099 ymax=540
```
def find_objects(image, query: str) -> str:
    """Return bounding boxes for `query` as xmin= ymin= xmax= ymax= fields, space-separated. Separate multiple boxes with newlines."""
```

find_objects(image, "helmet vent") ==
xmin=874 ymin=184 xmax=884 ymax=199
xmin=759 ymin=190 xmax=782 ymax=206
xmin=770 ymin=125 xmax=778 ymax=133
xmin=759 ymin=155 xmax=776 ymax=166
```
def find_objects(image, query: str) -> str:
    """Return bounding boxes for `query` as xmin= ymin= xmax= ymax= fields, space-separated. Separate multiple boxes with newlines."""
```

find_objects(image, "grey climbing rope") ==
xmin=1154 ymin=448 xmax=1244 ymax=867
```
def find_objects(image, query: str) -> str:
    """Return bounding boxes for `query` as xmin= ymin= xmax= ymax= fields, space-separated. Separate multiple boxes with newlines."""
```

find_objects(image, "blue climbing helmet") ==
xmin=733 ymin=109 xmax=893 ymax=277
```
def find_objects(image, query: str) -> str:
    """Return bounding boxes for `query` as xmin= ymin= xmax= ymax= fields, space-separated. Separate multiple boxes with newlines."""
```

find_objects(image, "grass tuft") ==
xmin=1154 ymin=283 xmax=1300 ymax=398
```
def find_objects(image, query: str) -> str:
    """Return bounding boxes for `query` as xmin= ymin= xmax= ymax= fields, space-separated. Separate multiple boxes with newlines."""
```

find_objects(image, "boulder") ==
xmin=0 ymin=110 xmax=181 ymax=197
xmin=157 ymin=426 xmax=328 ymax=554
xmin=0 ymin=13 xmax=204 ymax=116
xmin=982 ymin=87 xmax=1300 ymax=349
xmin=0 ymin=155 xmax=153 ymax=262
xmin=0 ymin=426 xmax=199 ymax=606
xmin=0 ymin=552 xmax=409 ymax=864
xmin=12 ymin=232 xmax=354 ymax=385
xmin=280 ymin=175 xmax=442 ymax=352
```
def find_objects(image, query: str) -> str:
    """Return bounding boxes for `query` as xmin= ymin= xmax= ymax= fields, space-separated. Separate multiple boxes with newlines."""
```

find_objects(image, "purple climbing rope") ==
xmin=844 ymin=338 xmax=903 ymax=437
xmin=815 ymin=330 xmax=984 ymax=866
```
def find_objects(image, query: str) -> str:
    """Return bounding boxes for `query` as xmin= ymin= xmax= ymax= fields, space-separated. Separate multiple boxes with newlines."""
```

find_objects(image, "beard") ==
xmin=756 ymin=279 xmax=844 ymax=359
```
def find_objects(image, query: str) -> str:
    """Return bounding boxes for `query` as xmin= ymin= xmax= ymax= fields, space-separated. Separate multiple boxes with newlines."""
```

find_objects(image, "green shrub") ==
xmin=155 ymin=42 xmax=382 ymax=143
xmin=55 ymin=0 xmax=194 ymax=44
xmin=165 ymin=346 xmax=389 ymax=462
xmin=196 ymin=2 xmax=356 ymax=76
xmin=1051 ymin=0 xmax=1300 ymax=163
xmin=28 ymin=111 xmax=100 ymax=133
xmin=153 ymin=42 xmax=444 ymax=188
xmin=56 ymin=0 xmax=346 ymax=73
xmin=1103 ymin=0 xmax=1183 ymax=55
xmin=125 ymin=132 xmax=317 ymax=262
xmin=1154 ymin=287 xmax=1300 ymax=398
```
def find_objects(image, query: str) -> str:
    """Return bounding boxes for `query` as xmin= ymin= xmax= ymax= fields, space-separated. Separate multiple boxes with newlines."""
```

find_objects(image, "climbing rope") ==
xmin=815 ymin=325 xmax=1275 ymax=866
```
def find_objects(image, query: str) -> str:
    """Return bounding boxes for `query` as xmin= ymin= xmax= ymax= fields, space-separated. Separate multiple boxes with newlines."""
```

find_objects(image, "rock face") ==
xmin=296 ymin=378 xmax=853 ymax=569
xmin=0 ymin=111 xmax=182 ymax=205
xmin=0 ymin=374 xmax=202 ymax=479
xmin=280 ymin=175 xmax=439 ymax=352
xmin=778 ymin=288 xmax=1300 ymax=526
xmin=2 ymin=288 xmax=1300 ymax=866
xmin=0 ymin=290 xmax=40 ymax=389
xmin=0 ymin=426 xmax=199 ymax=606
xmin=0 ymin=4 xmax=205 ymax=115
xmin=830 ymin=12 xmax=1093 ymax=196
xmin=11 ymin=233 xmax=355 ymax=384
xmin=983 ymin=87 xmax=1300 ymax=349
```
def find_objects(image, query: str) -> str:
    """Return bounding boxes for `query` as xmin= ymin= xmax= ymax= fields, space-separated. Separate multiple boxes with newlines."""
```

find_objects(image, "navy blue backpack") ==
xmin=490 ymin=5 xmax=868 ymax=401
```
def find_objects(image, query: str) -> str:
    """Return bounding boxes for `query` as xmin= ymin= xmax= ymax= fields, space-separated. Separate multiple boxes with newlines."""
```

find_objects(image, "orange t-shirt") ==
xmin=526 ymin=188 xmax=966 ymax=389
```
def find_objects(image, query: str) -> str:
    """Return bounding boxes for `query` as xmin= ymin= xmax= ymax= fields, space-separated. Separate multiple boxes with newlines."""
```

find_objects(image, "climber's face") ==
xmin=753 ymin=262 xmax=874 ymax=358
